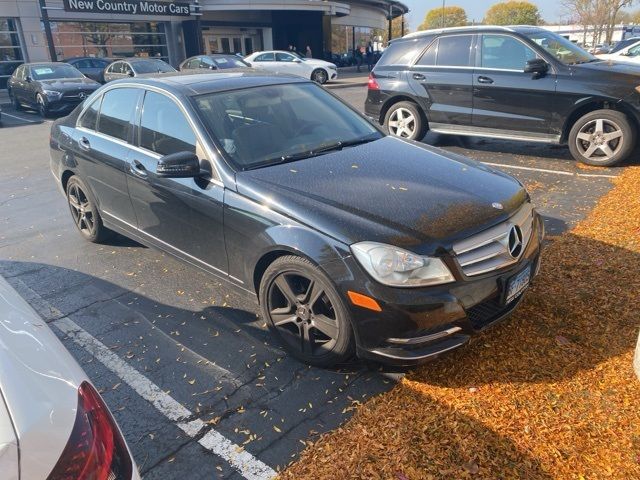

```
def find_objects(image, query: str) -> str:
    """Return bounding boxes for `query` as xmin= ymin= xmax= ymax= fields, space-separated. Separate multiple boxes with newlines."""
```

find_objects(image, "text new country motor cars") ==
xmin=49 ymin=72 xmax=543 ymax=367
xmin=366 ymin=25 xmax=640 ymax=166
xmin=8 ymin=63 xmax=100 ymax=117
xmin=0 ymin=275 xmax=140 ymax=480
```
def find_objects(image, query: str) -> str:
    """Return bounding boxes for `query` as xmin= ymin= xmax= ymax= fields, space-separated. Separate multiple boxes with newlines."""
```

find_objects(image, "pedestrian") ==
xmin=305 ymin=45 xmax=312 ymax=58
xmin=366 ymin=41 xmax=374 ymax=72
xmin=355 ymin=46 xmax=363 ymax=72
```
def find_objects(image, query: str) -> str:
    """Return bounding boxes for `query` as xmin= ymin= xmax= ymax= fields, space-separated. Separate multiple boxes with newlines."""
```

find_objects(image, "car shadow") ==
xmin=1 ymin=259 xmax=560 ymax=476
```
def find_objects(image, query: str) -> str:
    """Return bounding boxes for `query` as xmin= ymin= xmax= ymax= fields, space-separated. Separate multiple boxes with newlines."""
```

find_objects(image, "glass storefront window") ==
xmin=48 ymin=21 xmax=169 ymax=61
xmin=0 ymin=18 xmax=24 ymax=89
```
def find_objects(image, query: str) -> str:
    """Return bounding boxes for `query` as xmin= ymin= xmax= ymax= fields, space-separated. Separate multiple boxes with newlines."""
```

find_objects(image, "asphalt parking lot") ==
xmin=0 ymin=88 xmax=630 ymax=479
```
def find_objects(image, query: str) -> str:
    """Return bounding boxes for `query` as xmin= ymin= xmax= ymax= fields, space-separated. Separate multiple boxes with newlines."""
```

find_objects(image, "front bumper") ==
xmin=329 ymin=212 xmax=544 ymax=366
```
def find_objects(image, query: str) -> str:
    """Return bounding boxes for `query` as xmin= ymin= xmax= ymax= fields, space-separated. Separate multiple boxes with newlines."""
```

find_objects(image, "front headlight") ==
xmin=42 ymin=89 xmax=62 ymax=99
xmin=351 ymin=242 xmax=455 ymax=287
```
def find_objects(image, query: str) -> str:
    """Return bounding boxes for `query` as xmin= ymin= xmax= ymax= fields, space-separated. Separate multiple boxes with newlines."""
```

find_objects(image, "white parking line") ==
xmin=481 ymin=161 xmax=618 ymax=179
xmin=1 ymin=111 xmax=41 ymax=124
xmin=11 ymin=278 xmax=276 ymax=480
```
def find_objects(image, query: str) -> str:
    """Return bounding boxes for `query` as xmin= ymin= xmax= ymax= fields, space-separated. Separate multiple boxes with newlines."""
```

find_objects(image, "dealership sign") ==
xmin=63 ymin=0 xmax=192 ymax=16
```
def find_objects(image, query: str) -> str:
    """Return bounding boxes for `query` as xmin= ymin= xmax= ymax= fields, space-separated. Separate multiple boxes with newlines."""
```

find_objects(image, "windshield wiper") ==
xmin=246 ymin=134 xmax=381 ymax=170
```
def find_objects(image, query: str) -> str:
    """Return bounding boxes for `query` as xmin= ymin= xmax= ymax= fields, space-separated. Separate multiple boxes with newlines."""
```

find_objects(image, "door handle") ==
xmin=78 ymin=136 xmax=91 ymax=151
xmin=130 ymin=160 xmax=148 ymax=178
xmin=477 ymin=76 xmax=494 ymax=84
xmin=412 ymin=73 xmax=426 ymax=80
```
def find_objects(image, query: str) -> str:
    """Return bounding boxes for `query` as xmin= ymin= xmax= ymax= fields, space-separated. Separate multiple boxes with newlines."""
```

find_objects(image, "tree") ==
xmin=391 ymin=16 xmax=410 ymax=39
xmin=484 ymin=1 xmax=542 ymax=25
xmin=561 ymin=0 xmax=634 ymax=45
xmin=418 ymin=6 xmax=468 ymax=30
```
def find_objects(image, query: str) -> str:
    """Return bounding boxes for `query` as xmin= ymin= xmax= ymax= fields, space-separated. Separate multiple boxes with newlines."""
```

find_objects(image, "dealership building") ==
xmin=0 ymin=0 xmax=408 ymax=89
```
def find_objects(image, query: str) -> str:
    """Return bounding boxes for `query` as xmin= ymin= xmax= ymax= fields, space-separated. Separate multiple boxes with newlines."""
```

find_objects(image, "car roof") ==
xmin=401 ymin=25 xmax=543 ymax=40
xmin=22 ymin=62 xmax=70 ymax=67
xmin=108 ymin=70 xmax=308 ymax=96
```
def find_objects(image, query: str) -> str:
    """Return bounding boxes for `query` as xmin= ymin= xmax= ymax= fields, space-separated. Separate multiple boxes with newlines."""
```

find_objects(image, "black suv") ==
xmin=366 ymin=26 xmax=640 ymax=166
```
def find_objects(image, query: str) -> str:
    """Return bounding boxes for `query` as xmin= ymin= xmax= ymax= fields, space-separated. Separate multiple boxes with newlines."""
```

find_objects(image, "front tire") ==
xmin=259 ymin=255 xmax=355 ymax=367
xmin=36 ymin=93 xmax=49 ymax=118
xmin=568 ymin=109 xmax=634 ymax=166
xmin=384 ymin=101 xmax=427 ymax=141
xmin=311 ymin=68 xmax=328 ymax=84
xmin=66 ymin=176 xmax=112 ymax=243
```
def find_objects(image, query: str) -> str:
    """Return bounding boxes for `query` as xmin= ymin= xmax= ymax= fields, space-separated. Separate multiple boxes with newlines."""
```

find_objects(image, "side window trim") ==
xmin=77 ymin=93 xmax=104 ymax=131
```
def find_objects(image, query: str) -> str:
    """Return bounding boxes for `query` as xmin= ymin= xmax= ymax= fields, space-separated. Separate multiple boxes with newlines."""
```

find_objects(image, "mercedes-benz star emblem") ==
xmin=507 ymin=225 xmax=523 ymax=259
xmin=492 ymin=202 xmax=504 ymax=210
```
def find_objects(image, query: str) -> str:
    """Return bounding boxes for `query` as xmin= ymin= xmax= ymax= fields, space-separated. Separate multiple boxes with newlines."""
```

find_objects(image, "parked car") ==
xmin=103 ymin=58 xmax=176 ymax=83
xmin=598 ymin=39 xmax=640 ymax=62
xmin=588 ymin=43 xmax=611 ymax=55
xmin=608 ymin=37 xmax=640 ymax=54
xmin=50 ymin=72 xmax=542 ymax=367
xmin=64 ymin=57 xmax=113 ymax=83
xmin=7 ymin=62 xmax=100 ymax=117
xmin=179 ymin=54 xmax=251 ymax=72
xmin=366 ymin=25 xmax=640 ymax=166
xmin=0 ymin=274 xmax=140 ymax=480
xmin=244 ymin=50 xmax=337 ymax=84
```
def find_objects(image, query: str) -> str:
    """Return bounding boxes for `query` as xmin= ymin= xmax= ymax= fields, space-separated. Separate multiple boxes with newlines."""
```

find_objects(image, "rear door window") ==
xmin=254 ymin=52 xmax=275 ymax=62
xmin=97 ymin=88 xmax=139 ymax=141
xmin=436 ymin=35 xmax=473 ymax=67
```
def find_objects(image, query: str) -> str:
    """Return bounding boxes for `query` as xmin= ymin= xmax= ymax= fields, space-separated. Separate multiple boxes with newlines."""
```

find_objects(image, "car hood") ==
xmin=235 ymin=137 xmax=527 ymax=252
xmin=303 ymin=58 xmax=335 ymax=68
xmin=38 ymin=77 xmax=99 ymax=91
xmin=573 ymin=59 xmax=640 ymax=76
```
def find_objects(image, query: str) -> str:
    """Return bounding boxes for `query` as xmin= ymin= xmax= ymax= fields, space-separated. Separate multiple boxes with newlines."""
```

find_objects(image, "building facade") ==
xmin=0 ymin=0 xmax=408 ymax=89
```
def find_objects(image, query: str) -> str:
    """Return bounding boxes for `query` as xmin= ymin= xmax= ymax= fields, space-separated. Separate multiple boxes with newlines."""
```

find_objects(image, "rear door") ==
xmin=408 ymin=34 xmax=474 ymax=126
xmin=75 ymin=87 xmax=140 ymax=227
xmin=472 ymin=33 xmax=556 ymax=133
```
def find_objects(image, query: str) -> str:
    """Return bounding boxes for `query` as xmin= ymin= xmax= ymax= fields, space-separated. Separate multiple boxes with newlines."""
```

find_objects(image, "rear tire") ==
xmin=384 ymin=101 xmax=427 ymax=141
xmin=568 ymin=109 xmax=634 ymax=166
xmin=66 ymin=176 xmax=113 ymax=243
xmin=10 ymin=90 xmax=21 ymax=110
xmin=259 ymin=255 xmax=355 ymax=367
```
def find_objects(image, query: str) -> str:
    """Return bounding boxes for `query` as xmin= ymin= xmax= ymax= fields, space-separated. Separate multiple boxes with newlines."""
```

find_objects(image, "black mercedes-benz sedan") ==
xmin=49 ymin=72 xmax=543 ymax=367
xmin=8 ymin=63 xmax=100 ymax=117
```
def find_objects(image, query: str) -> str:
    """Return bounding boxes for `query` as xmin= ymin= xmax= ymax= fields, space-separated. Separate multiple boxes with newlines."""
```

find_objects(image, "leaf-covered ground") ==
xmin=280 ymin=166 xmax=640 ymax=479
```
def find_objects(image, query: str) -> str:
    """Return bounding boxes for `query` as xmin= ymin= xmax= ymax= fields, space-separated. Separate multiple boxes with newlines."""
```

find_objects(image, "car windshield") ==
xmin=31 ymin=64 xmax=84 ymax=80
xmin=132 ymin=59 xmax=176 ymax=74
xmin=212 ymin=56 xmax=250 ymax=69
xmin=193 ymin=82 xmax=382 ymax=170
xmin=524 ymin=30 xmax=597 ymax=65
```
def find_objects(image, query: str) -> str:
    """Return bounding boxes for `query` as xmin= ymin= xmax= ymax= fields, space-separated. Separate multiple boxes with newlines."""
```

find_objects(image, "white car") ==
xmin=598 ymin=40 xmax=640 ymax=63
xmin=0 ymin=274 xmax=140 ymax=480
xmin=244 ymin=50 xmax=338 ymax=84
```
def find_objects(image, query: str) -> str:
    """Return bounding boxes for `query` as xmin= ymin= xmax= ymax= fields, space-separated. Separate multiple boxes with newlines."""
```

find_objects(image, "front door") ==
xmin=74 ymin=87 xmax=140 ymax=227
xmin=472 ymin=34 xmax=556 ymax=133
xmin=127 ymin=89 xmax=228 ymax=275
xmin=274 ymin=51 xmax=309 ymax=77
xmin=407 ymin=34 xmax=475 ymax=126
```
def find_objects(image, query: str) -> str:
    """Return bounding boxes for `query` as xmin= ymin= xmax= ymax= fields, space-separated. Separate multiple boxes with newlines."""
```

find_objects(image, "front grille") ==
xmin=453 ymin=203 xmax=534 ymax=276
xmin=62 ymin=90 xmax=93 ymax=100
xmin=465 ymin=295 xmax=520 ymax=330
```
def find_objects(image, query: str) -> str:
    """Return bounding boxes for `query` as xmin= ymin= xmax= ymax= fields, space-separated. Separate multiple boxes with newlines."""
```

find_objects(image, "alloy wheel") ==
xmin=37 ymin=94 xmax=47 ymax=117
xmin=312 ymin=69 xmax=328 ymax=84
xmin=267 ymin=271 xmax=340 ymax=357
xmin=575 ymin=118 xmax=623 ymax=161
xmin=388 ymin=107 xmax=416 ymax=138
xmin=67 ymin=183 xmax=95 ymax=236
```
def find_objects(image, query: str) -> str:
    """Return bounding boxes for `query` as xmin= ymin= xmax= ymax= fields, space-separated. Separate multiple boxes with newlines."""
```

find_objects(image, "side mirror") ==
xmin=524 ymin=58 xmax=549 ymax=75
xmin=156 ymin=151 xmax=200 ymax=178
xmin=26 ymin=75 xmax=33 ymax=83
xmin=293 ymin=59 xmax=302 ymax=63
xmin=128 ymin=71 xmax=134 ymax=77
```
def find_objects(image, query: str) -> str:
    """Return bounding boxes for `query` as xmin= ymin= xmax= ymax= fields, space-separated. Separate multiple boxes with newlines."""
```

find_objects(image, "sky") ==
xmin=401 ymin=0 xmax=565 ymax=29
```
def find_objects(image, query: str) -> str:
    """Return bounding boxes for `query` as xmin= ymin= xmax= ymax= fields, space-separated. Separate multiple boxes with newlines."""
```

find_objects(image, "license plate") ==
xmin=505 ymin=265 xmax=531 ymax=305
